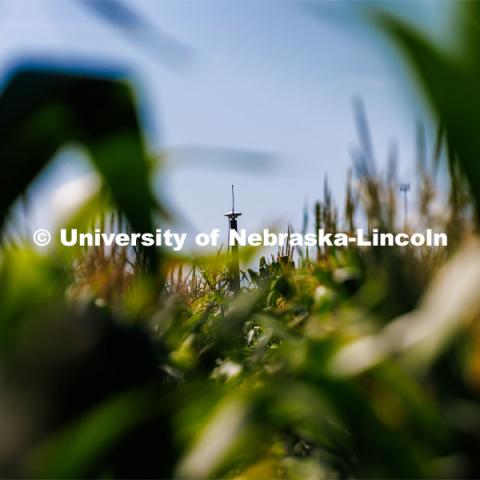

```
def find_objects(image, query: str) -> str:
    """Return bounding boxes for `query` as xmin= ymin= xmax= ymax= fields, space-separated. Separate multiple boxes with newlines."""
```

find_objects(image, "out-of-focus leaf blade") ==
xmin=0 ymin=69 xmax=157 ymax=236
xmin=159 ymin=145 xmax=278 ymax=173
xmin=76 ymin=0 xmax=192 ymax=68
xmin=27 ymin=386 xmax=162 ymax=478
xmin=377 ymin=12 xmax=480 ymax=220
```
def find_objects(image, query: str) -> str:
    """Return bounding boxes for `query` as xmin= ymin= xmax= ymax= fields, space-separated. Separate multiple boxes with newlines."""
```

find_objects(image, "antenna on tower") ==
xmin=225 ymin=185 xmax=242 ymax=220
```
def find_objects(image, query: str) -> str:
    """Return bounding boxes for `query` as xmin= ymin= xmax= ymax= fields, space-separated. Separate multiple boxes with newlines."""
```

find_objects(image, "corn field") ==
xmin=2 ymin=2 xmax=480 ymax=479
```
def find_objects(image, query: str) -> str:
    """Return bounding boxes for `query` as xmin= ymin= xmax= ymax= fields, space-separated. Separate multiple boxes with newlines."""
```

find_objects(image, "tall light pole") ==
xmin=225 ymin=185 xmax=242 ymax=293
xmin=400 ymin=183 xmax=410 ymax=231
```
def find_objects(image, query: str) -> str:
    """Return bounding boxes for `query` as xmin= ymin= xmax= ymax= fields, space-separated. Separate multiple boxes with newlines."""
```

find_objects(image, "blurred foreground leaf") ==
xmin=377 ymin=5 xmax=480 ymax=221
xmin=27 ymin=386 xmax=162 ymax=478
xmin=0 ymin=68 xmax=157 ymax=237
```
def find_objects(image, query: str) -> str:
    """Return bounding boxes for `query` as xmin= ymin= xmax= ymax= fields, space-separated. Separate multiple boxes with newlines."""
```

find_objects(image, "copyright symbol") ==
xmin=33 ymin=229 xmax=51 ymax=247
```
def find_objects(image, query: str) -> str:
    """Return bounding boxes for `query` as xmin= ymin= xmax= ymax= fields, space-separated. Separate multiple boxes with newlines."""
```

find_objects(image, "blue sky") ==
xmin=0 ymin=0 xmax=451 ymax=248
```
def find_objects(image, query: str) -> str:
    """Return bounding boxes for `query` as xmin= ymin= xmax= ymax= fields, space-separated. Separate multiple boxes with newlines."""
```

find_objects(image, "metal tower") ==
xmin=225 ymin=185 xmax=242 ymax=292
xmin=400 ymin=183 xmax=410 ymax=230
